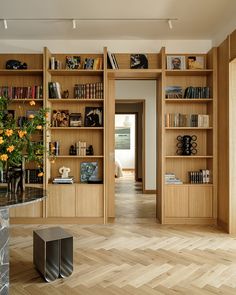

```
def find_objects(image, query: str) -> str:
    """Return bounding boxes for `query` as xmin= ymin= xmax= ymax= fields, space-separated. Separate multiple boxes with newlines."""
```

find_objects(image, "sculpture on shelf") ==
xmin=59 ymin=166 xmax=71 ymax=178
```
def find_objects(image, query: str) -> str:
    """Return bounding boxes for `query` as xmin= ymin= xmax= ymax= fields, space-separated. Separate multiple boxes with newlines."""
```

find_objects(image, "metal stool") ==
xmin=33 ymin=227 xmax=73 ymax=282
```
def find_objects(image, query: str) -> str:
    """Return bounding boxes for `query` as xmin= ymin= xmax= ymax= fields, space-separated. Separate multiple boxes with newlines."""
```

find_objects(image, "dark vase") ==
xmin=6 ymin=159 xmax=25 ymax=194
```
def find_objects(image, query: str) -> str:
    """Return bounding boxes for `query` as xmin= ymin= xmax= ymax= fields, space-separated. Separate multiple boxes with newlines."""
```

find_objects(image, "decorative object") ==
xmin=86 ymin=145 xmax=94 ymax=156
xmin=115 ymin=127 xmax=131 ymax=149
xmin=130 ymin=54 xmax=148 ymax=69
xmin=0 ymin=96 xmax=48 ymax=193
xmin=69 ymin=113 xmax=82 ymax=127
xmin=84 ymin=107 xmax=103 ymax=127
xmin=5 ymin=59 xmax=27 ymax=70
xmin=167 ymin=55 xmax=186 ymax=70
xmin=62 ymin=90 xmax=69 ymax=98
xmin=176 ymin=135 xmax=197 ymax=156
xmin=59 ymin=166 xmax=71 ymax=178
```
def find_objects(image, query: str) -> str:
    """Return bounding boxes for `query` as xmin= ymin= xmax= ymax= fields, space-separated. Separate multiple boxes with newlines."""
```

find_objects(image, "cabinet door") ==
xmin=10 ymin=202 xmax=43 ymax=218
xmin=189 ymin=186 xmax=213 ymax=218
xmin=47 ymin=184 xmax=76 ymax=217
xmin=165 ymin=186 xmax=188 ymax=217
xmin=76 ymin=184 xmax=103 ymax=217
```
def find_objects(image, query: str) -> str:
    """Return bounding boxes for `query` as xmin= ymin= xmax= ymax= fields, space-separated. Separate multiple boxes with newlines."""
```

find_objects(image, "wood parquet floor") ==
xmin=9 ymin=222 xmax=236 ymax=295
xmin=9 ymin=173 xmax=236 ymax=294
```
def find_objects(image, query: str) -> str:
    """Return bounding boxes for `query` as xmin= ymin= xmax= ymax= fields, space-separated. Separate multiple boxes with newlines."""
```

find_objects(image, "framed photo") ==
xmin=167 ymin=56 xmax=186 ymax=70
xmin=165 ymin=86 xmax=183 ymax=98
xmin=84 ymin=107 xmax=103 ymax=127
xmin=187 ymin=55 xmax=205 ymax=69
xmin=80 ymin=162 xmax=98 ymax=183
xmin=130 ymin=54 xmax=148 ymax=69
xmin=115 ymin=127 xmax=131 ymax=149
xmin=51 ymin=110 xmax=69 ymax=127
xmin=69 ymin=113 xmax=82 ymax=127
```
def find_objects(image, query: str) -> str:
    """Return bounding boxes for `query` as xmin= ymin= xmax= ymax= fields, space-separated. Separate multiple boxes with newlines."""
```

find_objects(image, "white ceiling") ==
xmin=0 ymin=0 xmax=235 ymax=42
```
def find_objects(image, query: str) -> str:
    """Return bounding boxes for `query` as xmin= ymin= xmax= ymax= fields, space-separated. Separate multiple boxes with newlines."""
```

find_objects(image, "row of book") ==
xmin=165 ymin=113 xmax=210 ymax=127
xmin=165 ymin=173 xmax=183 ymax=184
xmin=0 ymin=86 xmax=43 ymax=99
xmin=165 ymin=86 xmax=210 ymax=99
xmin=74 ymin=83 xmax=103 ymax=99
xmin=0 ymin=169 xmax=43 ymax=184
xmin=189 ymin=170 xmax=210 ymax=184
xmin=107 ymin=52 xmax=119 ymax=69
xmin=53 ymin=177 xmax=74 ymax=184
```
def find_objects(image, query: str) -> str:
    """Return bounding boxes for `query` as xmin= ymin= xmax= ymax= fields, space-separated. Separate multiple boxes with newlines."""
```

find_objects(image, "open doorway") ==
xmin=114 ymin=100 xmax=156 ymax=220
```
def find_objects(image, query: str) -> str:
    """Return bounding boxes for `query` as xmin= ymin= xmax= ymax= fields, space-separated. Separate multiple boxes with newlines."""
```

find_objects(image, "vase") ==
xmin=6 ymin=159 xmax=25 ymax=194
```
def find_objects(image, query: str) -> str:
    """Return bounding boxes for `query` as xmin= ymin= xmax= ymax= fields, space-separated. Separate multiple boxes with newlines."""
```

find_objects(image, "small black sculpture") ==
xmin=6 ymin=166 xmax=25 ymax=194
xmin=6 ymin=60 xmax=28 ymax=70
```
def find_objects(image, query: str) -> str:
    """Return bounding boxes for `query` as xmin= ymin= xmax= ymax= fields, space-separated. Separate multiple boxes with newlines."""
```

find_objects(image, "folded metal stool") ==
xmin=33 ymin=226 xmax=73 ymax=282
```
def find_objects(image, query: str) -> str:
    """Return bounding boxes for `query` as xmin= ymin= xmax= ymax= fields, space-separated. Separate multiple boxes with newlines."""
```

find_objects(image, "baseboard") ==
xmin=163 ymin=217 xmax=217 ymax=225
xmin=217 ymin=218 xmax=229 ymax=233
xmin=10 ymin=217 xmax=105 ymax=224
xmin=143 ymin=190 xmax=157 ymax=194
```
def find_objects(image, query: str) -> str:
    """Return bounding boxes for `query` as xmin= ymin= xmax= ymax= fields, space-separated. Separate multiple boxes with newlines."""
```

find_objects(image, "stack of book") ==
xmin=52 ymin=177 xmax=74 ymax=184
xmin=165 ymin=173 xmax=183 ymax=184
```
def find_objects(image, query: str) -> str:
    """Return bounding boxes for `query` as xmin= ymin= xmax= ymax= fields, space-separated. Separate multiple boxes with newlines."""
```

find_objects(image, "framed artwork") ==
xmin=130 ymin=54 xmax=148 ymax=69
xmin=187 ymin=56 xmax=205 ymax=69
xmin=69 ymin=113 xmax=82 ymax=127
xmin=115 ymin=127 xmax=131 ymax=149
xmin=167 ymin=55 xmax=186 ymax=70
xmin=51 ymin=110 xmax=69 ymax=127
xmin=80 ymin=162 xmax=98 ymax=183
xmin=84 ymin=107 xmax=103 ymax=127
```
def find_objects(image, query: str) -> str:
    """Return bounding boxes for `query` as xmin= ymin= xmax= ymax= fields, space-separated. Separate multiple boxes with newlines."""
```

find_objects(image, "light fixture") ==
xmin=72 ymin=19 xmax=76 ymax=29
xmin=168 ymin=19 xmax=173 ymax=30
xmin=3 ymin=19 xmax=7 ymax=29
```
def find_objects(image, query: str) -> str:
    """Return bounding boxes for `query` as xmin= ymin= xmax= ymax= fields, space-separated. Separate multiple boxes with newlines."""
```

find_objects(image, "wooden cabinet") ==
xmin=165 ymin=186 xmax=188 ymax=217
xmin=189 ymin=186 xmax=213 ymax=217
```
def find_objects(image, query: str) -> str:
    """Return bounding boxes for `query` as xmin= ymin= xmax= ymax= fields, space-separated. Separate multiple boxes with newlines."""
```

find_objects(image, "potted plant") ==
xmin=0 ymin=96 xmax=49 ymax=193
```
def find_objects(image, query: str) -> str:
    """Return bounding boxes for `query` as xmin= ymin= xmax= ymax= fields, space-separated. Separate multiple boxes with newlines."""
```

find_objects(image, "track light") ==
xmin=168 ymin=19 xmax=173 ymax=30
xmin=72 ymin=19 xmax=76 ymax=29
xmin=3 ymin=19 xmax=7 ymax=29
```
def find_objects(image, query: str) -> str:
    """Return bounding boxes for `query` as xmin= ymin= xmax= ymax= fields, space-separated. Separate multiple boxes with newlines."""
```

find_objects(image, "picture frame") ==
xmin=80 ymin=161 xmax=98 ymax=183
xmin=165 ymin=86 xmax=183 ymax=99
xmin=51 ymin=110 xmax=69 ymax=127
xmin=115 ymin=127 xmax=131 ymax=149
xmin=166 ymin=55 xmax=186 ymax=70
xmin=69 ymin=113 xmax=82 ymax=127
xmin=130 ymin=54 xmax=148 ymax=69
xmin=187 ymin=55 xmax=205 ymax=69
xmin=84 ymin=107 xmax=103 ymax=127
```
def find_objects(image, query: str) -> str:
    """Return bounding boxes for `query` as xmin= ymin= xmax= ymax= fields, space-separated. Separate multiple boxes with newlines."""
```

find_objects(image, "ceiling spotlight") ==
xmin=168 ymin=19 xmax=173 ymax=30
xmin=72 ymin=19 xmax=76 ymax=29
xmin=3 ymin=19 xmax=7 ymax=29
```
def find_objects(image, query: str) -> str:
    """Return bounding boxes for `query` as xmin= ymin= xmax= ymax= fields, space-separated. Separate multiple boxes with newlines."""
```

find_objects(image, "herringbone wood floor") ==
xmin=10 ymin=222 xmax=236 ymax=295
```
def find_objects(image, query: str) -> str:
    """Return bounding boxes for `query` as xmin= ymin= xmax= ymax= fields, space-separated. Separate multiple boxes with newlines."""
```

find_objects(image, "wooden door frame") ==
xmin=115 ymin=99 xmax=146 ymax=193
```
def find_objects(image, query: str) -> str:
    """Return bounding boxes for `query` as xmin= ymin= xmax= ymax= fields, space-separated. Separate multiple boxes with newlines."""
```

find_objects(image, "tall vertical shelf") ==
xmin=0 ymin=53 xmax=45 ymax=219
xmin=44 ymin=48 xmax=105 ymax=221
xmin=162 ymin=48 xmax=217 ymax=224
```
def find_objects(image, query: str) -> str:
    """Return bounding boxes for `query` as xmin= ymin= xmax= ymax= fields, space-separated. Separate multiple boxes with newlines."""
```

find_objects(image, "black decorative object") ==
xmin=6 ymin=60 xmax=28 ymax=70
xmin=176 ymin=135 xmax=197 ymax=156
xmin=86 ymin=145 xmax=94 ymax=156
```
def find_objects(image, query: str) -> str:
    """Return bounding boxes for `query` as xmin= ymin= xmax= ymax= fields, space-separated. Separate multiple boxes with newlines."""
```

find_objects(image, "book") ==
xmin=107 ymin=51 xmax=116 ymax=69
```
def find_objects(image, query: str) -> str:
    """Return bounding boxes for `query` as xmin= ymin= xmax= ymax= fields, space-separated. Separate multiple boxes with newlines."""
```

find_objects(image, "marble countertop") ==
xmin=0 ymin=187 xmax=46 ymax=209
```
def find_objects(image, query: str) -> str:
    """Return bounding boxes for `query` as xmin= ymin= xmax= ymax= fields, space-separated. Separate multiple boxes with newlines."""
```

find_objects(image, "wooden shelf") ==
xmin=51 ymin=155 xmax=104 ymax=159
xmin=165 ymin=127 xmax=213 ymax=130
xmin=8 ymin=99 xmax=43 ymax=102
xmin=48 ymin=69 xmax=103 ymax=76
xmin=48 ymin=127 xmax=104 ymax=130
xmin=48 ymin=98 xmax=104 ymax=102
xmin=107 ymin=69 xmax=162 ymax=79
xmin=165 ymin=69 xmax=213 ymax=76
xmin=165 ymin=156 xmax=213 ymax=159
xmin=165 ymin=99 xmax=213 ymax=103
xmin=0 ymin=69 xmax=43 ymax=76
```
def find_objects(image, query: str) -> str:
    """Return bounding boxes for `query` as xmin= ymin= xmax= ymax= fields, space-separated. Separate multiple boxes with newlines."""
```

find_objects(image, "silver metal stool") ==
xmin=33 ymin=227 xmax=73 ymax=282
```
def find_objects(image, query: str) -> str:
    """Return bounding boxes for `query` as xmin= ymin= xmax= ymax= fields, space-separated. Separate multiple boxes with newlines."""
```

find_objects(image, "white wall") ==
xmin=0 ymin=39 xmax=212 ymax=53
xmin=116 ymin=81 xmax=156 ymax=190
xmin=115 ymin=114 xmax=135 ymax=169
